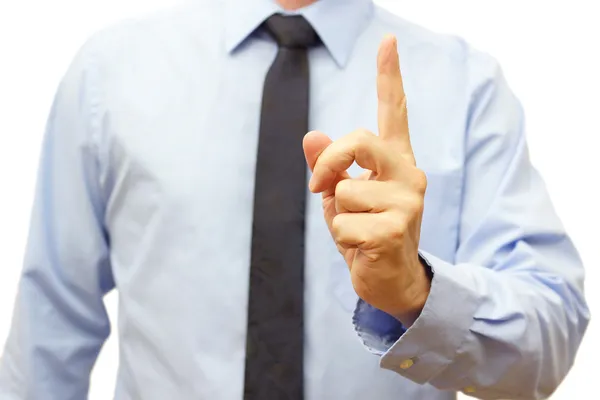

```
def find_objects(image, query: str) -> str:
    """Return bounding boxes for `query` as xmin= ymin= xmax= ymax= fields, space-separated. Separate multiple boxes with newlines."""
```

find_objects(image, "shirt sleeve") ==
xmin=352 ymin=48 xmax=590 ymax=399
xmin=0 ymin=37 xmax=114 ymax=399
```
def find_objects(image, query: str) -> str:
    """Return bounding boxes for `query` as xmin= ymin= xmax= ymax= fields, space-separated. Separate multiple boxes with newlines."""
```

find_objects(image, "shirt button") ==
xmin=399 ymin=358 xmax=414 ymax=369
xmin=464 ymin=386 xmax=476 ymax=393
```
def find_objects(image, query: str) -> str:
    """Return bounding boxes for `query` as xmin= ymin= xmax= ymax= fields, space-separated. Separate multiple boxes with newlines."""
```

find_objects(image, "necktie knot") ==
xmin=264 ymin=14 xmax=320 ymax=48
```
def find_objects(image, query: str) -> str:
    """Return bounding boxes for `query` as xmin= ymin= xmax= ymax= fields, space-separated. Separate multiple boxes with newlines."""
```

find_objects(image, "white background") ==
xmin=0 ymin=0 xmax=598 ymax=398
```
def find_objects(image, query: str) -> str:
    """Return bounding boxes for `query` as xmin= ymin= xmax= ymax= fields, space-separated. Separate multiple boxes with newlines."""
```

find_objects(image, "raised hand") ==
xmin=303 ymin=35 xmax=430 ymax=325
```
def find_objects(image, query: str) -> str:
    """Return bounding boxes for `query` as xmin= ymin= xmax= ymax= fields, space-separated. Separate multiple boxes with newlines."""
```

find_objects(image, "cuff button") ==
xmin=463 ymin=386 xmax=476 ymax=393
xmin=399 ymin=358 xmax=414 ymax=369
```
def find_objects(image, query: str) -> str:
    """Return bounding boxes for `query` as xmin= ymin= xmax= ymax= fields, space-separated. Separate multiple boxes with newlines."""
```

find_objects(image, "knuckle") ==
xmin=413 ymin=169 xmax=428 ymax=194
xmin=353 ymin=129 xmax=375 ymax=148
xmin=389 ymin=225 xmax=406 ymax=242
xmin=408 ymin=195 xmax=425 ymax=216
xmin=371 ymin=214 xmax=404 ymax=245
xmin=355 ymin=128 xmax=374 ymax=138
xmin=334 ymin=179 xmax=353 ymax=200
xmin=331 ymin=214 xmax=345 ymax=237
xmin=364 ymin=252 xmax=384 ymax=263
xmin=387 ymin=215 xmax=407 ymax=241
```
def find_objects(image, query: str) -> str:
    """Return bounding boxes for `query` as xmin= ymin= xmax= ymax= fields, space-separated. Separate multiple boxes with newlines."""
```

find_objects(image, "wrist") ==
xmin=393 ymin=257 xmax=432 ymax=326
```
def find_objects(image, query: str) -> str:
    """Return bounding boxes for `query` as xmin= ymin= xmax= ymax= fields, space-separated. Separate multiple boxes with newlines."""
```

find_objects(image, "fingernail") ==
xmin=385 ymin=33 xmax=397 ymax=46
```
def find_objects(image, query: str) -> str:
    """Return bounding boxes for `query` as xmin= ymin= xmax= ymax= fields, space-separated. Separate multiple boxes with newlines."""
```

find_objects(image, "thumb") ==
xmin=303 ymin=131 xmax=350 ymax=236
xmin=303 ymin=131 xmax=352 ymax=193
xmin=303 ymin=130 xmax=333 ymax=171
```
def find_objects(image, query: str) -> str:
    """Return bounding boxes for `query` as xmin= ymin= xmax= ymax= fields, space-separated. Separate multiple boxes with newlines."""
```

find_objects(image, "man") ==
xmin=0 ymin=0 xmax=589 ymax=398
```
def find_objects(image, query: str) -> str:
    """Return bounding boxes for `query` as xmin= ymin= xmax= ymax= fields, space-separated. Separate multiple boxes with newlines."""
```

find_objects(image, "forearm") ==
xmin=0 ymin=265 xmax=111 ymax=398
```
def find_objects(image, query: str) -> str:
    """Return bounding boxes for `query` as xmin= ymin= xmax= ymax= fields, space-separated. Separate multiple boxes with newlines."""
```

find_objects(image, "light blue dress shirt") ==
xmin=0 ymin=0 xmax=590 ymax=399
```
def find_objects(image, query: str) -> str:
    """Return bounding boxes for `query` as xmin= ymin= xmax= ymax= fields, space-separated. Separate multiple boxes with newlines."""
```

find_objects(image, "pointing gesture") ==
xmin=303 ymin=35 xmax=430 ymax=325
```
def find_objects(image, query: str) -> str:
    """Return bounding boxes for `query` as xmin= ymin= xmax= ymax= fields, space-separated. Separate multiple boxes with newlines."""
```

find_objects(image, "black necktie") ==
xmin=244 ymin=14 xmax=320 ymax=400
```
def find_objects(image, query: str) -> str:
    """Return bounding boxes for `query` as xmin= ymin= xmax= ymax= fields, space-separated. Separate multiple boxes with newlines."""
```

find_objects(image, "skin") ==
xmin=277 ymin=0 xmax=317 ymax=10
xmin=303 ymin=36 xmax=431 ymax=326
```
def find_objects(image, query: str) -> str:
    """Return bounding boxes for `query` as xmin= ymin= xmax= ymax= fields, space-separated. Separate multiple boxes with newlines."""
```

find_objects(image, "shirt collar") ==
xmin=224 ymin=0 xmax=374 ymax=67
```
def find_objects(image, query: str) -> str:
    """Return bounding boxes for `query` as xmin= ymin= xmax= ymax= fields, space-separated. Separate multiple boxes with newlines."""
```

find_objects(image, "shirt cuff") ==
xmin=352 ymin=250 xmax=480 ymax=384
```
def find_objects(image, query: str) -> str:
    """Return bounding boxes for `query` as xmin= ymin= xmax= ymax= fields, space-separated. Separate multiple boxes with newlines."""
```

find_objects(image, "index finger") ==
xmin=377 ymin=34 xmax=415 ymax=165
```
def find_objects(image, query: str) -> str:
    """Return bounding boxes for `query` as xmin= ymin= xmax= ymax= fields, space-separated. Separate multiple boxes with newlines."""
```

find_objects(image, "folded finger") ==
xmin=309 ymin=129 xmax=408 ymax=193
xmin=335 ymin=179 xmax=407 ymax=213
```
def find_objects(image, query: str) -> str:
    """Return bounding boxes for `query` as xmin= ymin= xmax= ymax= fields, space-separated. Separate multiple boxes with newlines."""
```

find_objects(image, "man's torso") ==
xmin=90 ymin=1 xmax=471 ymax=398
